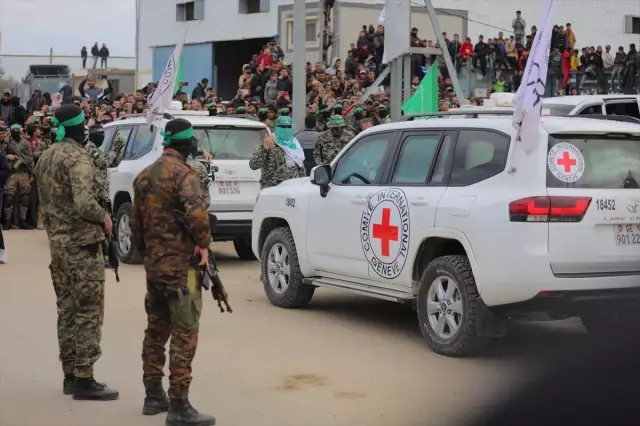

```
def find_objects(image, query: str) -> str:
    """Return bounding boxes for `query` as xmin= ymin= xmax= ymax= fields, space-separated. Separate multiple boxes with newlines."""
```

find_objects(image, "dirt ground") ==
xmin=0 ymin=230 xmax=589 ymax=426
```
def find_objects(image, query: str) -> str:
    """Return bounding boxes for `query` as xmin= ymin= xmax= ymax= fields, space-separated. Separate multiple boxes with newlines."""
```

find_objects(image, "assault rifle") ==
xmin=101 ymin=200 xmax=120 ymax=282
xmin=174 ymin=209 xmax=232 ymax=313
xmin=6 ymin=142 xmax=33 ymax=174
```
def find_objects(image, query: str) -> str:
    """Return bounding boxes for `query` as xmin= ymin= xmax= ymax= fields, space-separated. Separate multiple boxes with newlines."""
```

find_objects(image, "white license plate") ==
xmin=614 ymin=224 xmax=640 ymax=246
xmin=217 ymin=181 xmax=240 ymax=195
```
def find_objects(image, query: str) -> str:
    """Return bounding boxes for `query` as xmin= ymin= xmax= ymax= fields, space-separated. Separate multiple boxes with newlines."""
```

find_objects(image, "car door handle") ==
xmin=410 ymin=197 xmax=429 ymax=206
xmin=352 ymin=198 xmax=368 ymax=205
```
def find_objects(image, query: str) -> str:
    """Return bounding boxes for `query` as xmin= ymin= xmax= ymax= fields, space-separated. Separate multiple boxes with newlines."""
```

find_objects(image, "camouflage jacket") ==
xmin=130 ymin=149 xmax=211 ymax=287
xmin=264 ymin=119 xmax=275 ymax=132
xmin=249 ymin=143 xmax=305 ymax=189
xmin=34 ymin=137 xmax=106 ymax=247
xmin=86 ymin=134 xmax=126 ymax=202
xmin=313 ymin=129 xmax=354 ymax=166
xmin=187 ymin=158 xmax=211 ymax=208
xmin=378 ymin=116 xmax=391 ymax=124
xmin=33 ymin=135 xmax=53 ymax=164
xmin=6 ymin=138 xmax=34 ymax=173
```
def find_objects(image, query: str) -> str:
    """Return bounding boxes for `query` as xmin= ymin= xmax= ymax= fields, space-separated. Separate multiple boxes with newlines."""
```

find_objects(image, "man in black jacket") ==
xmin=611 ymin=46 xmax=626 ymax=91
xmin=191 ymin=78 xmax=208 ymax=102
xmin=622 ymin=44 xmax=637 ymax=94
xmin=473 ymin=35 xmax=489 ymax=76
xmin=294 ymin=115 xmax=320 ymax=176
xmin=90 ymin=42 xmax=100 ymax=68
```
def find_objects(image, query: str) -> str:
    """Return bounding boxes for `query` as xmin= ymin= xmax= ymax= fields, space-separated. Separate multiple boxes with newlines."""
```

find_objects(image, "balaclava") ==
xmin=10 ymin=124 xmax=22 ymax=141
xmin=257 ymin=107 xmax=268 ymax=121
xmin=353 ymin=107 xmax=364 ymax=120
xmin=51 ymin=104 xmax=86 ymax=144
xmin=274 ymin=115 xmax=294 ymax=143
xmin=161 ymin=118 xmax=197 ymax=160
xmin=88 ymin=124 xmax=105 ymax=147
xmin=378 ymin=105 xmax=389 ymax=118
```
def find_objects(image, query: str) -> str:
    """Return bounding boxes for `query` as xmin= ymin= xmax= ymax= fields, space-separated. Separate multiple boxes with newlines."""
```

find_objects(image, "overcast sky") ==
xmin=0 ymin=0 xmax=136 ymax=56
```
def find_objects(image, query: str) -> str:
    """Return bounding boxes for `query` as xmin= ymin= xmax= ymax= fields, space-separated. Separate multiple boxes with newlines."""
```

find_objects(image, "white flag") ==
xmin=146 ymin=33 xmax=187 ymax=125
xmin=512 ymin=0 xmax=555 ymax=155
xmin=378 ymin=6 xmax=386 ymax=25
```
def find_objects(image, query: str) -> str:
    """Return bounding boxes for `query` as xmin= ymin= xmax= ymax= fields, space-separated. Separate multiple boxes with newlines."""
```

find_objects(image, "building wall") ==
xmin=152 ymin=43 xmax=215 ymax=91
xmin=277 ymin=1 xmax=466 ymax=65
xmin=137 ymin=0 xmax=278 ymax=87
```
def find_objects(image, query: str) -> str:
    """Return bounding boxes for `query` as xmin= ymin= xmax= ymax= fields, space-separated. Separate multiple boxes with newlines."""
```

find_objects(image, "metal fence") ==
xmin=0 ymin=52 xmax=136 ymax=81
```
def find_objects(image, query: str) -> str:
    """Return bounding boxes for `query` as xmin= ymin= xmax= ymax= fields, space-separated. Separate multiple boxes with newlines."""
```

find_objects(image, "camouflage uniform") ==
xmin=264 ymin=118 xmax=275 ymax=132
xmin=34 ymin=137 xmax=108 ymax=380
xmin=313 ymin=115 xmax=355 ymax=165
xmin=249 ymin=143 xmax=305 ymax=189
xmin=187 ymin=158 xmax=211 ymax=208
xmin=2 ymin=137 xmax=34 ymax=226
xmin=86 ymin=134 xmax=126 ymax=202
xmin=131 ymin=150 xmax=211 ymax=401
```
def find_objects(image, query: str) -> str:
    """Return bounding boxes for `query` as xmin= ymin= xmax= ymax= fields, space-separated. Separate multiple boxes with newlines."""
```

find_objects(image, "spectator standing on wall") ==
xmin=91 ymin=42 xmax=100 ymax=68
xmin=611 ymin=46 xmax=626 ymax=90
xmin=81 ymin=46 xmax=88 ymax=69
xmin=99 ymin=43 xmax=110 ymax=68
xmin=512 ymin=10 xmax=526 ymax=43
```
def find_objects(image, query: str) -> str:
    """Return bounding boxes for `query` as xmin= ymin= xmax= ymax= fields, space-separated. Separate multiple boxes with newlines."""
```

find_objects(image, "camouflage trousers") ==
xmin=2 ymin=172 xmax=31 ymax=221
xmin=142 ymin=279 xmax=203 ymax=399
xmin=49 ymin=242 xmax=106 ymax=378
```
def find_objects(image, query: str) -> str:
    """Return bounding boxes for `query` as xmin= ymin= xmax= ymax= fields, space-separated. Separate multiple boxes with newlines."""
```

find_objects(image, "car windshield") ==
xmin=194 ymin=126 xmax=267 ymax=159
xmin=547 ymin=134 xmax=640 ymax=189
xmin=541 ymin=103 xmax=576 ymax=116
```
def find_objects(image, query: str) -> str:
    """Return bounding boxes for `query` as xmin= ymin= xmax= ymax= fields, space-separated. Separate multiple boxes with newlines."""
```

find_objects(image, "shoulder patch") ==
xmin=360 ymin=188 xmax=410 ymax=280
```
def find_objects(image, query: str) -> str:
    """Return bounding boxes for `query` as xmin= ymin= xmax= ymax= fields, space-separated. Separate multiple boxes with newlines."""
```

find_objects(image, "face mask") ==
xmin=379 ymin=110 xmax=388 ymax=118
xmin=334 ymin=108 xmax=343 ymax=116
xmin=10 ymin=130 xmax=21 ymax=141
xmin=275 ymin=125 xmax=293 ymax=142
xmin=354 ymin=112 xmax=363 ymax=120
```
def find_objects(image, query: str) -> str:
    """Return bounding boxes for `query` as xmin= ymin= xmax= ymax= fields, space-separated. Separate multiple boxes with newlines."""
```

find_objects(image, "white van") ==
xmin=104 ymin=105 xmax=269 ymax=263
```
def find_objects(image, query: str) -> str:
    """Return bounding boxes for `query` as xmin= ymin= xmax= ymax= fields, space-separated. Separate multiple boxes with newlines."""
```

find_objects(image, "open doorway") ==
xmin=214 ymin=37 xmax=273 ymax=100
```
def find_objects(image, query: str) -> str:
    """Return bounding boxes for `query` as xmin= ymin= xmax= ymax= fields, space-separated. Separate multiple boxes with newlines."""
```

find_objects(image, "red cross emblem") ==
xmin=372 ymin=208 xmax=399 ymax=257
xmin=556 ymin=151 xmax=577 ymax=173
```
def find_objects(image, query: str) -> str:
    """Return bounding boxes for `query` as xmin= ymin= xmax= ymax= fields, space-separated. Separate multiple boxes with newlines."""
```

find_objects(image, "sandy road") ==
xmin=0 ymin=230 xmax=588 ymax=426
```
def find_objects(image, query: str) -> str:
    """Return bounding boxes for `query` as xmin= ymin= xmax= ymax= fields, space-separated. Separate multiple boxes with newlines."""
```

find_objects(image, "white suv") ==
xmin=252 ymin=113 xmax=640 ymax=356
xmin=104 ymin=107 xmax=269 ymax=263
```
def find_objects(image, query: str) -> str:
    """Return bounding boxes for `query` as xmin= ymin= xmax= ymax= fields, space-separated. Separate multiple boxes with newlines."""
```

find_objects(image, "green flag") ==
xmin=173 ymin=56 xmax=183 ymax=95
xmin=402 ymin=60 xmax=439 ymax=115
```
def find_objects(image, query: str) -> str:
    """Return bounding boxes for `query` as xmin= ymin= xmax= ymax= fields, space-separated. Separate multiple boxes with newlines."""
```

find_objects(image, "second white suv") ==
xmin=105 ymin=107 xmax=268 ymax=263
xmin=252 ymin=112 xmax=640 ymax=356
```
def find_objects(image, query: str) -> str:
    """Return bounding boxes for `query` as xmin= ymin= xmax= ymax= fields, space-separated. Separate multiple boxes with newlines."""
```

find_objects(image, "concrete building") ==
xmin=136 ymin=0 xmax=640 ymax=98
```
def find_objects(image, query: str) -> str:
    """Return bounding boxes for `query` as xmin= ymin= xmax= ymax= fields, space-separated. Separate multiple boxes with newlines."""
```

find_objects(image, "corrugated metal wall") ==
xmin=152 ymin=42 xmax=215 ymax=92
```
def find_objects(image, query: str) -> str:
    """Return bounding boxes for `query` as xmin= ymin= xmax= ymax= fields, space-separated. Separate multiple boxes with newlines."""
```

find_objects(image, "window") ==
xmin=391 ymin=133 xmax=442 ymax=184
xmin=430 ymin=134 xmax=454 ymax=184
xmin=176 ymin=0 xmax=204 ymax=22
xmin=125 ymin=125 xmax=156 ymax=160
xmin=240 ymin=0 xmax=269 ymax=14
xmin=541 ymin=103 xmax=576 ymax=116
xmin=194 ymin=127 xmax=267 ymax=159
xmin=449 ymin=130 xmax=510 ymax=186
xmin=547 ymin=135 xmax=640 ymax=189
xmin=577 ymin=105 xmax=604 ymax=115
xmin=113 ymin=127 xmax=135 ymax=160
xmin=98 ymin=127 xmax=117 ymax=153
xmin=605 ymin=101 xmax=640 ymax=119
xmin=625 ymin=15 xmax=640 ymax=34
xmin=286 ymin=18 xmax=319 ymax=50
xmin=333 ymin=132 xmax=394 ymax=185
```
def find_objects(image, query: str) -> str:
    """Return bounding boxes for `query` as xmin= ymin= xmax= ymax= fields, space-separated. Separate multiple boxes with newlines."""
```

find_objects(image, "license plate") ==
xmin=217 ymin=181 xmax=240 ymax=195
xmin=614 ymin=224 xmax=640 ymax=246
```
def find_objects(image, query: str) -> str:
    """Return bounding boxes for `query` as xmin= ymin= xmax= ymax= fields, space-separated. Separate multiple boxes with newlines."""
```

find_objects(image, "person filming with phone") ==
xmin=79 ymin=76 xmax=113 ymax=103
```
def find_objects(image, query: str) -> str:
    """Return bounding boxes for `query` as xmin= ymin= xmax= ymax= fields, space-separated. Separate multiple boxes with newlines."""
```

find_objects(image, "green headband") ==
xmin=258 ymin=107 xmax=268 ymax=112
xmin=10 ymin=124 xmax=21 ymax=130
xmin=160 ymin=127 xmax=194 ymax=147
xmin=279 ymin=108 xmax=290 ymax=114
xmin=206 ymin=102 xmax=216 ymax=109
xmin=50 ymin=112 xmax=85 ymax=142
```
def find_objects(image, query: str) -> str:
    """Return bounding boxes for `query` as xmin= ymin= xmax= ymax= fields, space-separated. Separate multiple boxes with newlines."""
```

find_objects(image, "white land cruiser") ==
xmin=252 ymin=112 xmax=640 ymax=356
xmin=105 ymin=104 xmax=269 ymax=263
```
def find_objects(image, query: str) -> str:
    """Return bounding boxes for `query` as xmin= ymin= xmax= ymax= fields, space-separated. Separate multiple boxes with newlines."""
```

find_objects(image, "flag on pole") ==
xmin=401 ymin=61 xmax=439 ymax=115
xmin=512 ymin=0 xmax=556 ymax=155
xmin=147 ymin=33 xmax=187 ymax=125
xmin=173 ymin=57 xmax=183 ymax=95
xmin=378 ymin=6 xmax=386 ymax=25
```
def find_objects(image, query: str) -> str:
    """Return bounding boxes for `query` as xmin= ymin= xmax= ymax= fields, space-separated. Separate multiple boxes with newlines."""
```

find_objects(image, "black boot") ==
xmin=63 ymin=374 xmax=74 ymax=395
xmin=72 ymin=377 xmax=119 ymax=401
xmin=166 ymin=399 xmax=215 ymax=426
xmin=142 ymin=386 xmax=170 ymax=415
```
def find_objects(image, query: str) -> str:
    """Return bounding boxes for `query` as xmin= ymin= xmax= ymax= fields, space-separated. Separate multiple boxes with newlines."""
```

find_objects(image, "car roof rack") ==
xmin=399 ymin=110 xmax=514 ymax=121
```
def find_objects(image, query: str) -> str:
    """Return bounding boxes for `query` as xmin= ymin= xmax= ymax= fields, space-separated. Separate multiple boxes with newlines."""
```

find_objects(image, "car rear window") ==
xmin=194 ymin=126 xmax=267 ymax=159
xmin=541 ymin=103 xmax=576 ymax=116
xmin=547 ymin=135 xmax=640 ymax=189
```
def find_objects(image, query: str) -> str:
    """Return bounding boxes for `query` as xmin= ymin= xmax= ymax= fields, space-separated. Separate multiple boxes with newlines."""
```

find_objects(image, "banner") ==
xmin=146 ymin=32 xmax=187 ymax=125
xmin=512 ymin=0 xmax=556 ymax=155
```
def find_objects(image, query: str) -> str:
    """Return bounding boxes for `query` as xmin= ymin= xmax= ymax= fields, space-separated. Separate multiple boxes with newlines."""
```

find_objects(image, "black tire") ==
xmin=416 ymin=255 xmax=487 ymax=357
xmin=234 ymin=237 xmax=256 ymax=260
xmin=114 ymin=202 xmax=143 ymax=265
xmin=260 ymin=226 xmax=314 ymax=309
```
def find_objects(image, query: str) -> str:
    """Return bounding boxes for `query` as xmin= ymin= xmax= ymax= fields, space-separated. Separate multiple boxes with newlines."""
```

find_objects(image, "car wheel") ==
xmin=234 ymin=237 xmax=256 ymax=260
xmin=114 ymin=202 xmax=143 ymax=265
xmin=417 ymin=255 xmax=487 ymax=357
xmin=261 ymin=226 xmax=315 ymax=309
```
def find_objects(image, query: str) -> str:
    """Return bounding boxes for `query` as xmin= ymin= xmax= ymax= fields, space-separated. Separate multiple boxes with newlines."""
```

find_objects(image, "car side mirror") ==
xmin=311 ymin=164 xmax=331 ymax=198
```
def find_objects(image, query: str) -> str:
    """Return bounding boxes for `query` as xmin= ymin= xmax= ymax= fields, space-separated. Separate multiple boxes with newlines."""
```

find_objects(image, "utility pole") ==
xmin=135 ymin=0 xmax=141 ymax=88
xmin=292 ymin=0 xmax=306 ymax=132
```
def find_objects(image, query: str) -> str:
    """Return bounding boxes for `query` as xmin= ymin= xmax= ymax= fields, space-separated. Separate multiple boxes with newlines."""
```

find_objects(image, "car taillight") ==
xmin=509 ymin=196 xmax=591 ymax=223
